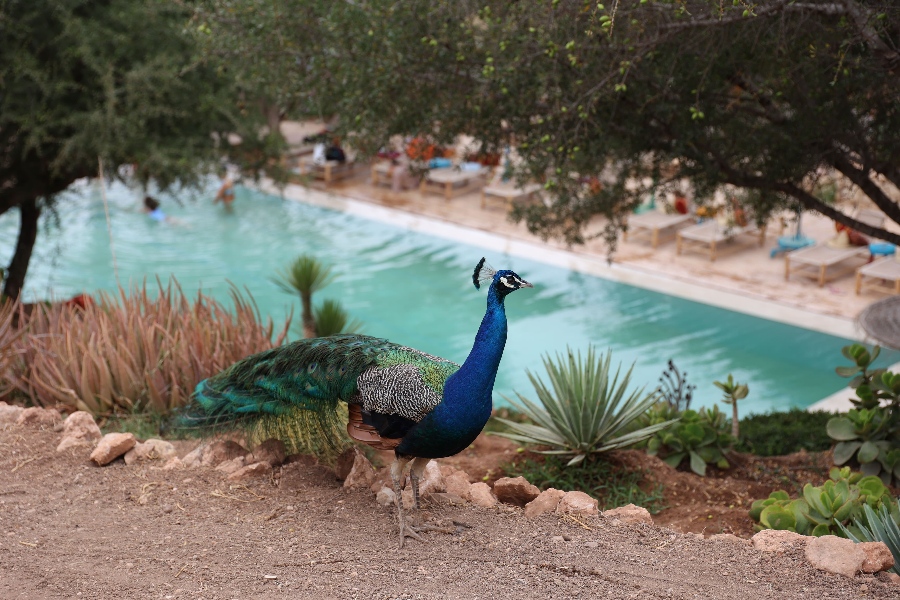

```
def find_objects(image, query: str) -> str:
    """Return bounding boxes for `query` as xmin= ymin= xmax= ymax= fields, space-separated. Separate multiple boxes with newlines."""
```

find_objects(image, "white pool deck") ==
xmin=256 ymin=173 xmax=898 ymax=413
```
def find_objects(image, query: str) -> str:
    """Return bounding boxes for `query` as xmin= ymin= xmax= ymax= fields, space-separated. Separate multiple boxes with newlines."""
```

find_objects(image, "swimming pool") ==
xmin=1 ymin=179 xmax=894 ymax=414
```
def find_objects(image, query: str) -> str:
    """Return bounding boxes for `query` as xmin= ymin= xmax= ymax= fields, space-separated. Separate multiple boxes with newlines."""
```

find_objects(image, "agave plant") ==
xmin=271 ymin=255 xmax=335 ymax=338
xmin=494 ymin=347 xmax=678 ymax=466
xmin=313 ymin=299 xmax=364 ymax=337
xmin=840 ymin=503 xmax=900 ymax=574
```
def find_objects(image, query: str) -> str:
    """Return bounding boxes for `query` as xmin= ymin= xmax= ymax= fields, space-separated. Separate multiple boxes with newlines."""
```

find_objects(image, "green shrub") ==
xmin=505 ymin=455 xmax=667 ymax=514
xmin=641 ymin=404 xmax=735 ymax=476
xmin=750 ymin=466 xmax=898 ymax=537
xmin=827 ymin=344 xmax=900 ymax=485
xmin=493 ymin=347 xmax=678 ymax=466
xmin=735 ymin=409 xmax=835 ymax=456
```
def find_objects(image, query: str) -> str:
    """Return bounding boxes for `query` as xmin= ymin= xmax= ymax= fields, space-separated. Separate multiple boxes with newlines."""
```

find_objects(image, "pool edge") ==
xmin=259 ymin=180 xmax=866 ymax=342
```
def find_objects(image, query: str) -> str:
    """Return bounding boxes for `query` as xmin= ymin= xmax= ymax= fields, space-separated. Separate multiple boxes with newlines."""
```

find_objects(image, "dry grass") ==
xmin=3 ymin=278 xmax=291 ymax=416
xmin=0 ymin=300 xmax=28 ymax=397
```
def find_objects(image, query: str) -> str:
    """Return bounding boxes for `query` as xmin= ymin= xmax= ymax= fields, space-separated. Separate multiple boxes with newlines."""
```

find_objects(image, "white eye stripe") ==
xmin=499 ymin=276 xmax=515 ymax=288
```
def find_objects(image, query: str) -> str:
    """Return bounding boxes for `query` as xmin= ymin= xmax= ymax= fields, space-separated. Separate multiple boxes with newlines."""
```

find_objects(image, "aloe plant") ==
xmin=493 ymin=347 xmax=678 ymax=466
xmin=643 ymin=405 xmax=735 ymax=476
xmin=840 ymin=503 xmax=900 ymax=574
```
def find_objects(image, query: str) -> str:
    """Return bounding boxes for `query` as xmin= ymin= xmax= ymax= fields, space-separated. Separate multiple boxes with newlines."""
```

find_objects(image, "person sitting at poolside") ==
xmin=214 ymin=170 xmax=235 ymax=206
xmin=143 ymin=196 xmax=167 ymax=221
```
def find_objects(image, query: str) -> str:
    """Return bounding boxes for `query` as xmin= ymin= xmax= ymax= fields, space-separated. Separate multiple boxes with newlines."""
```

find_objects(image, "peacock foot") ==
xmin=397 ymin=518 xmax=458 ymax=548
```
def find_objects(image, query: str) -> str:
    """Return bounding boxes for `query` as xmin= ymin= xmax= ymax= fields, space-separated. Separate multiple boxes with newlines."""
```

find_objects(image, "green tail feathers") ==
xmin=171 ymin=334 xmax=392 ymax=457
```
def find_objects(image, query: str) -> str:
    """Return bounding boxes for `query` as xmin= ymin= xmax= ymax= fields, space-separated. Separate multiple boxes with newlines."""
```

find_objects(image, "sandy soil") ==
xmin=2 ymin=426 xmax=897 ymax=600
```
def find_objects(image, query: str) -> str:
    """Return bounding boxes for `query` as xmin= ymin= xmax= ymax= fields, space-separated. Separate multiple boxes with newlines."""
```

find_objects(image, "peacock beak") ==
xmin=520 ymin=280 xmax=534 ymax=288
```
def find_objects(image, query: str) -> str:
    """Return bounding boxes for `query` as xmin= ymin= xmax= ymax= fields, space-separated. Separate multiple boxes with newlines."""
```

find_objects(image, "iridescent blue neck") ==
xmin=443 ymin=284 xmax=507 ymax=414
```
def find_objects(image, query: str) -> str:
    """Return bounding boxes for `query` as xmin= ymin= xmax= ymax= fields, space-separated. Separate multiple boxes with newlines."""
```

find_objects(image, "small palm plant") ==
xmin=714 ymin=374 xmax=749 ymax=439
xmin=271 ymin=255 xmax=336 ymax=338
xmin=494 ymin=347 xmax=679 ymax=466
xmin=314 ymin=299 xmax=364 ymax=337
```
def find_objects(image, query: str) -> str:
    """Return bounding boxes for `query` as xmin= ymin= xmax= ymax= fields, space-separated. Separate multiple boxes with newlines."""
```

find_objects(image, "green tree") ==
xmin=190 ymin=0 xmax=900 ymax=249
xmin=0 ymin=0 xmax=278 ymax=300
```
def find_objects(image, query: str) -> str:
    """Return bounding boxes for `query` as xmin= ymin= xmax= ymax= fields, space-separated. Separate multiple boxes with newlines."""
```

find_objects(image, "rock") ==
xmin=335 ymin=447 xmax=358 ymax=480
xmin=805 ymin=535 xmax=866 ymax=578
xmin=557 ymin=491 xmax=599 ymax=516
xmin=467 ymin=482 xmax=498 ymax=508
xmin=124 ymin=439 xmax=177 ymax=466
xmin=860 ymin=542 xmax=895 ymax=573
xmin=0 ymin=401 xmax=24 ymax=424
xmin=413 ymin=460 xmax=445 ymax=497
xmin=215 ymin=456 xmax=247 ymax=475
xmin=181 ymin=443 xmax=206 ymax=469
xmin=90 ymin=432 xmax=137 ymax=466
xmin=880 ymin=572 xmax=900 ymax=585
xmin=249 ymin=439 xmax=287 ymax=467
xmin=524 ymin=488 xmax=566 ymax=518
xmin=286 ymin=453 xmax=318 ymax=467
xmin=228 ymin=461 xmax=272 ymax=481
xmin=200 ymin=440 xmax=247 ymax=468
xmin=752 ymin=529 xmax=813 ymax=553
xmin=445 ymin=471 xmax=472 ymax=499
xmin=56 ymin=411 xmax=102 ymax=452
xmin=343 ymin=448 xmax=377 ymax=490
xmin=493 ymin=476 xmax=540 ymax=507
xmin=601 ymin=503 xmax=651 ymax=525
xmin=708 ymin=534 xmax=751 ymax=546
xmin=585 ymin=541 xmax=599 ymax=549
xmin=159 ymin=457 xmax=183 ymax=471
xmin=376 ymin=487 xmax=397 ymax=508
xmin=16 ymin=406 xmax=62 ymax=428
xmin=430 ymin=492 xmax=466 ymax=505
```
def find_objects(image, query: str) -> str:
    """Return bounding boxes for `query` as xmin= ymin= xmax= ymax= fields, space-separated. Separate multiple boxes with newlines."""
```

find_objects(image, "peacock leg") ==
xmin=391 ymin=456 xmax=422 ymax=548
xmin=407 ymin=456 xmax=431 ymax=526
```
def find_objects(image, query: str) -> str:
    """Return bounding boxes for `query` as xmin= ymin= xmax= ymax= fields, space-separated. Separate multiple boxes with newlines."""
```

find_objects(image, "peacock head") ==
xmin=472 ymin=257 xmax=533 ymax=298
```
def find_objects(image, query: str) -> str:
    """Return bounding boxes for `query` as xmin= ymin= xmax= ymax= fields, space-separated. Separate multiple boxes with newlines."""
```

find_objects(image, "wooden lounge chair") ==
xmin=856 ymin=257 xmax=900 ymax=295
xmin=420 ymin=166 xmax=490 ymax=201
xmin=371 ymin=161 xmax=393 ymax=187
xmin=480 ymin=171 xmax=542 ymax=210
xmin=676 ymin=220 xmax=766 ymax=262
xmin=785 ymin=244 xmax=869 ymax=287
xmin=299 ymin=157 xmax=356 ymax=186
xmin=623 ymin=212 xmax=693 ymax=249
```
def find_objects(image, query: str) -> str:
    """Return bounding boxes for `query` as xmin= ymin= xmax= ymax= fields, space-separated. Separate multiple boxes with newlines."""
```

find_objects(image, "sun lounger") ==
xmin=623 ymin=212 xmax=693 ymax=248
xmin=785 ymin=244 xmax=869 ymax=287
xmin=856 ymin=257 xmax=900 ymax=295
xmin=299 ymin=157 xmax=356 ymax=186
xmin=420 ymin=166 xmax=490 ymax=200
xmin=675 ymin=221 xmax=766 ymax=262
xmin=480 ymin=180 xmax=543 ymax=210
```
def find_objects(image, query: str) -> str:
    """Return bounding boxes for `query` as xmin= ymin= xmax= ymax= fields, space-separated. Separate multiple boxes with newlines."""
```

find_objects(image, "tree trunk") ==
xmin=731 ymin=402 xmax=739 ymax=440
xmin=301 ymin=291 xmax=316 ymax=338
xmin=3 ymin=197 xmax=41 ymax=301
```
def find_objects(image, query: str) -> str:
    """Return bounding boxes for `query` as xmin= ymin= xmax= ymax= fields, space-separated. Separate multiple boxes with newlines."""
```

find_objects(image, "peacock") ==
xmin=175 ymin=258 xmax=532 ymax=546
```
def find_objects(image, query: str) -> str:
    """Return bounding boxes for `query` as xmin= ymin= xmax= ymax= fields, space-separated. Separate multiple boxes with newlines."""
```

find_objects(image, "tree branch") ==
xmin=831 ymin=154 xmax=900 ymax=226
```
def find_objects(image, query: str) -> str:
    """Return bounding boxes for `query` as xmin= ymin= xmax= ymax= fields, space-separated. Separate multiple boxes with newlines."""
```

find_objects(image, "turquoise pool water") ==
xmin=1 ymin=179 xmax=895 ymax=414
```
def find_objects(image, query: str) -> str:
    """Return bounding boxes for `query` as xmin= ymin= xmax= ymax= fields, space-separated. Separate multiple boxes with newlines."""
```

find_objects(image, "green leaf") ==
xmin=835 ymin=366 xmax=862 ymax=377
xmin=811 ymin=523 xmax=832 ymax=537
xmin=663 ymin=452 xmax=686 ymax=468
xmin=833 ymin=441 xmax=862 ymax=465
xmin=688 ymin=450 xmax=707 ymax=477
xmin=826 ymin=417 xmax=858 ymax=441
xmin=858 ymin=441 xmax=880 ymax=464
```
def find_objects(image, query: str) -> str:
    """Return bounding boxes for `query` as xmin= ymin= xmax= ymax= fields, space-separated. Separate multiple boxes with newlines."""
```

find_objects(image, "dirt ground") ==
xmin=2 ymin=426 xmax=897 ymax=599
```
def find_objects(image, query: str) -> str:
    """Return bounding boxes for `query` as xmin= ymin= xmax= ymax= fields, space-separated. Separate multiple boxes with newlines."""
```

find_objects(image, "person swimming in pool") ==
xmin=143 ymin=196 xmax=167 ymax=221
xmin=214 ymin=170 xmax=235 ymax=207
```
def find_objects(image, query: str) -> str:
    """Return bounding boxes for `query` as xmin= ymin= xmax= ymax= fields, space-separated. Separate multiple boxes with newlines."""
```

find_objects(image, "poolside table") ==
xmin=623 ymin=212 xmax=693 ymax=249
xmin=856 ymin=257 xmax=900 ymax=295
xmin=676 ymin=220 xmax=766 ymax=262
xmin=784 ymin=244 xmax=869 ymax=287
xmin=370 ymin=161 xmax=394 ymax=187
xmin=420 ymin=167 xmax=490 ymax=201
xmin=299 ymin=157 xmax=356 ymax=186
xmin=480 ymin=181 xmax=543 ymax=210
